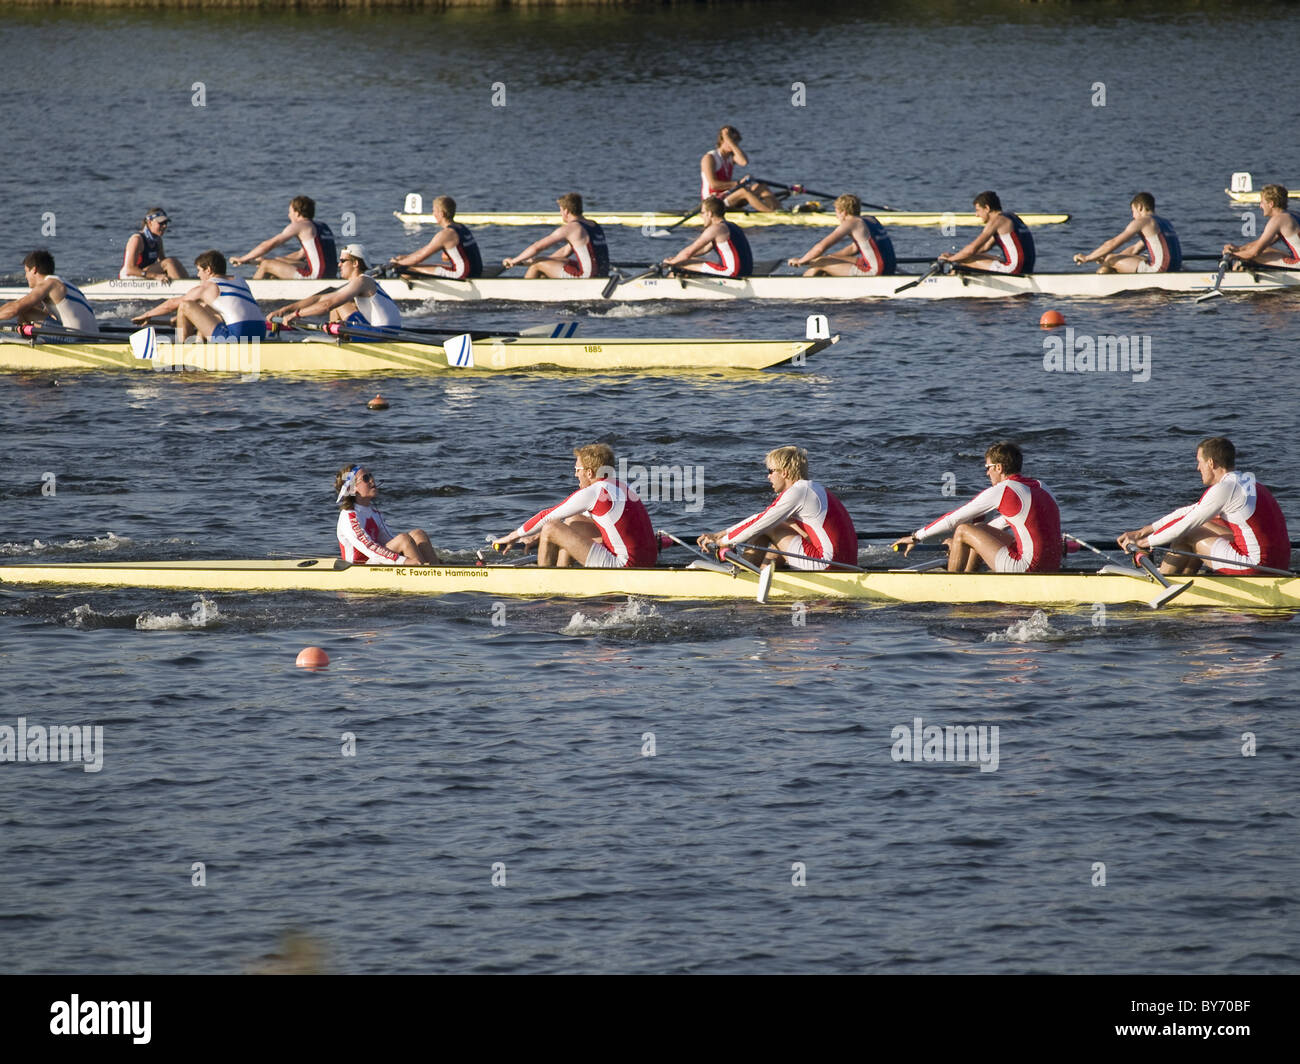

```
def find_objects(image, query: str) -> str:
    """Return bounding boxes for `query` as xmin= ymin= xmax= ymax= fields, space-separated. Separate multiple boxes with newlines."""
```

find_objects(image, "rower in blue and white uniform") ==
xmin=132 ymin=249 xmax=268 ymax=340
xmin=1074 ymin=192 xmax=1181 ymax=273
xmin=119 ymin=208 xmax=188 ymax=280
xmin=941 ymin=190 xmax=1036 ymax=274
xmin=663 ymin=196 xmax=754 ymax=278
xmin=0 ymin=249 xmax=99 ymax=335
xmin=272 ymin=244 xmax=402 ymax=336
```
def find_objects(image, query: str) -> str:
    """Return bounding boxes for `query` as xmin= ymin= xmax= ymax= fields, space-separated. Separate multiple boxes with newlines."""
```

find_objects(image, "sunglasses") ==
xmin=358 ymin=472 xmax=374 ymax=485
xmin=765 ymin=467 xmax=778 ymax=474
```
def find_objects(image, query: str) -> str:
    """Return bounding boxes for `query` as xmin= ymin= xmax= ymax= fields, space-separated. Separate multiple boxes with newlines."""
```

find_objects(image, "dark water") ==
xmin=1 ymin=2 xmax=1298 ymax=975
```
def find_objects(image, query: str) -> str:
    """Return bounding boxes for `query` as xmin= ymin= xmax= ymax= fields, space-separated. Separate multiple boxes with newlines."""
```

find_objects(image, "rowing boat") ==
xmin=1224 ymin=171 xmax=1299 ymax=203
xmin=393 ymin=208 xmax=1073 ymax=229
xmin=6 ymin=268 xmax=1295 ymax=306
xmin=0 ymin=334 xmax=835 ymax=374
xmin=2 ymin=557 xmax=1297 ymax=608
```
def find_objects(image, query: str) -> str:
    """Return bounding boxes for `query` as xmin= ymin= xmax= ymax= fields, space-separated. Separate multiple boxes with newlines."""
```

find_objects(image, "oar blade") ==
xmin=444 ymin=333 xmax=475 ymax=368
xmin=1150 ymin=580 xmax=1191 ymax=608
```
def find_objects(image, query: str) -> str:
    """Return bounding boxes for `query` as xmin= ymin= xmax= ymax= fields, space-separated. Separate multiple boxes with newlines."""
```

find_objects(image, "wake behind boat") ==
xmin=1 ymin=556 xmax=1297 ymax=609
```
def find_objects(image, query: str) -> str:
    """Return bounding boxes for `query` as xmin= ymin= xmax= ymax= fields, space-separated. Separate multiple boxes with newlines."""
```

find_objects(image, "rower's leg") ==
xmin=254 ymin=258 xmax=304 ymax=280
xmin=538 ymin=519 xmax=601 ymax=568
xmin=161 ymin=257 xmax=188 ymax=279
xmin=178 ymin=302 xmax=221 ymax=340
xmin=526 ymin=261 xmax=571 ymax=280
xmin=949 ymin=523 xmax=1015 ymax=572
xmin=407 ymin=529 xmax=440 ymax=565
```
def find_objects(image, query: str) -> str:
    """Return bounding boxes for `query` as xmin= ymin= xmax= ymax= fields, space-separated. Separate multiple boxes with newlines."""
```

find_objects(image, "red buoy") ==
xmin=296 ymin=647 xmax=330 ymax=669
xmin=1040 ymin=310 xmax=1065 ymax=329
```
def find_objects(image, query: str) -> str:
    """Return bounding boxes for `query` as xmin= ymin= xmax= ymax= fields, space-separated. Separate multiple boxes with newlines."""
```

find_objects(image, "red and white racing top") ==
xmin=1149 ymin=470 xmax=1290 ymax=570
xmin=515 ymin=478 xmax=658 ymax=567
xmin=701 ymin=149 xmax=734 ymax=199
xmin=337 ymin=503 xmax=403 ymax=564
xmin=916 ymin=474 xmax=1062 ymax=571
xmin=720 ymin=479 xmax=858 ymax=568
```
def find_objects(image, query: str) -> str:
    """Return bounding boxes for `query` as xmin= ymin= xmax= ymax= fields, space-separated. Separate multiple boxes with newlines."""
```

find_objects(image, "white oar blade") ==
xmin=756 ymin=563 xmax=774 ymax=603
xmin=443 ymin=333 xmax=475 ymax=368
xmin=1151 ymin=581 xmax=1191 ymax=608
xmin=130 ymin=327 xmax=158 ymax=360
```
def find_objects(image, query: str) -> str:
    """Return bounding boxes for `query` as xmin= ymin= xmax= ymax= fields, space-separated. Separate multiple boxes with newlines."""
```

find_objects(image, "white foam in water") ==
xmin=587 ymin=304 xmax=675 ymax=319
xmin=63 ymin=604 xmax=106 ymax=629
xmin=563 ymin=597 xmax=661 ymax=634
xmin=2 ymin=532 xmax=132 ymax=556
xmin=136 ymin=597 xmax=221 ymax=631
xmin=985 ymin=609 xmax=1065 ymax=643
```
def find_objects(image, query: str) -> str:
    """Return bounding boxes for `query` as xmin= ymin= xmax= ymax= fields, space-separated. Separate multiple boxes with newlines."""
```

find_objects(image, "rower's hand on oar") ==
xmin=696 ymin=534 xmax=720 ymax=552
xmin=1072 ymin=253 xmax=1087 ymax=265
xmin=891 ymin=534 xmax=918 ymax=557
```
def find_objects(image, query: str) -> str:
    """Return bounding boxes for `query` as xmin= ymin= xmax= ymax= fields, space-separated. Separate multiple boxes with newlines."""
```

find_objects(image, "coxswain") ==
xmin=1073 ymin=192 xmax=1181 ymax=273
xmin=1118 ymin=437 xmax=1290 ymax=575
xmin=502 ymin=193 xmax=610 ymax=279
xmin=787 ymin=194 xmax=897 ymax=276
xmin=231 ymin=195 xmax=337 ymax=280
xmin=119 ymin=207 xmax=188 ymax=280
xmin=1223 ymin=183 xmax=1300 ymax=268
xmin=697 ymin=446 xmax=857 ymax=570
xmin=132 ymin=250 xmax=267 ymax=340
xmin=389 ymin=195 xmax=483 ymax=279
xmin=492 ymin=444 xmax=658 ymax=568
xmin=940 ymin=191 xmax=1036 ymax=274
xmin=700 ymin=125 xmax=779 ymax=212
xmin=0 ymin=250 xmax=98 ymax=334
xmin=272 ymin=244 xmax=401 ymax=334
xmin=662 ymin=196 xmax=754 ymax=278
xmin=335 ymin=464 xmax=439 ymax=565
xmin=893 ymin=442 xmax=1061 ymax=573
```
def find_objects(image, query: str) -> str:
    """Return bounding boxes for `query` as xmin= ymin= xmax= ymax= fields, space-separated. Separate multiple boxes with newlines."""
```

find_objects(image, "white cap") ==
xmin=339 ymin=243 xmax=367 ymax=263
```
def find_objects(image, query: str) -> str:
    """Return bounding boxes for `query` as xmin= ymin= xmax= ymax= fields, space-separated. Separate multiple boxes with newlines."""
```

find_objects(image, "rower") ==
xmin=940 ymin=191 xmax=1036 ymax=274
xmin=502 ymin=193 xmax=610 ymax=279
xmin=0 ymin=249 xmax=98 ymax=335
xmin=697 ymin=446 xmax=857 ymax=569
xmin=893 ymin=442 xmax=1061 ymax=573
xmin=492 ymin=443 xmax=657 ymax=568
xmin=132 ymin=250 xmax=267 ymax=341
xmin=119 ymin=207 xmax=188 ymax=280
xmin=231 ymin=195 xmax=337 ymax=280
xmin=1073 ymin=192 xmax=1181 ymax=273
xmin=336 ymin=464 xmax=439 ymax=565
xmin=1118 ymin=437 xmax=1290 ymax=575
xmin=389 ymin=195 xmax=483 ymax=278
xmin=787 ymin=194 xmax=896 ymax=276
xmin=1223 ymin=183 xmax=1300 ymax=268
xmin=662 ymin=196 xmax=754 ymax=278
xmin=272 ymin=244 xmax=401 ymax=334
xmin=701 ymin=125 xmax=778 ymax=212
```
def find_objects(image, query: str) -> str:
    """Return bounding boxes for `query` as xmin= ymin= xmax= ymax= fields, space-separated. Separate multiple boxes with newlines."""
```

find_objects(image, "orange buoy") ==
xmin=1039 ymin=309 xmax=1065 ymax=329
xmin=367 ymin=394 xmax=389 ymax=410
xmin=296 ymin=647 xmax=330 ymax=669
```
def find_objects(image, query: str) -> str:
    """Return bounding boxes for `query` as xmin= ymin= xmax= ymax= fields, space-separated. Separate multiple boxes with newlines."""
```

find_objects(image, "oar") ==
xmin=729 ymin=540 xmax=865 ymax=572
xmin=747 ymin=177 xmax=896 ymax=212
xmin=656 ymin=530 xmax=737 ymax=574
xmin=857 ymin=529 xmax=916 ymax=541
xmin=1125 ymin=544 xmax=1191 ymax=607
xmin=894 ymin=259 xmax=946 ymax=294
xmin=644 ymin=177 xmax=757 ymax=239
xmin=1194 ymin=256 xmax=1234 ymax=303
xmin=282 ymin=319 xmax=575 ymax=342
xmin=1 ymin=322 xmax=106 ymax=342
xmin=601 ymin=263 xmax=662 ymax=299
xmin=1147 ymin=546 xmax=1295 ymax=578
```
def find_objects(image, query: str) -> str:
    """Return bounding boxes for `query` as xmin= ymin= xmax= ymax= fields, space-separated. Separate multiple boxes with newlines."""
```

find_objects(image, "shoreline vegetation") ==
xmin=0 ymin=0 xmax=684 ymax=8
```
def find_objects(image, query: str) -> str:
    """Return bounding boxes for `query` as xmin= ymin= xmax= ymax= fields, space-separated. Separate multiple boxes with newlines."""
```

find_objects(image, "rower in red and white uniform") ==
xmin=1224 ymin=183 xmax=1300 ymax=267
xmin=700 ymin=125 xmax=778 ymax=212
xmin=119 ymin=207 xmax=188 ymax=280
xmin=1119 ymin=437 xmax=1290 ymax=575
xmin=788 ymin=193 xmax=897 ymax=276
xmin=231 ymin=195 xmax=337 ymax=280
xmin=894 ymin=442 xmax=1062 ymax=573
xmin=335 ymin=464 xmax=439 ymax=565
xmin=492 ymin=443 xmax=658 ymax=568
xmin=0 ymin=249 xmax=99 ymax=335
xmin=662 ymin=197 xmax=754 ymax=278
xmin=698 ymin=446 xmax=857 ymax=570
xmin=389 ymin=195 xmax=483 ymax=279
xmin=1074 ymin=192 xmax=1181 ymax=273
xmin=941 ymin=191 xmax=1036 ymax=275
xmin=132 ymin=250 xmax=267 ymax=340
xmin=502 ymin=193 xmax=610 ymax=279
xmin=272 ymin=244 xmax=402 ymax=334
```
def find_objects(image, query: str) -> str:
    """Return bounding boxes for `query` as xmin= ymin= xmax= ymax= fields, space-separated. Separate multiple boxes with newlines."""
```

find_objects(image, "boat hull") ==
xmin=6 ymin=270 xmax=1295 ymax=305
xmin=2 ymin=558 xmax=1297 ymax=608
xmin=0 ymin=335 xmax=833 ymax=374
xmin=395 ymin=209 xmax=1073 ymax=229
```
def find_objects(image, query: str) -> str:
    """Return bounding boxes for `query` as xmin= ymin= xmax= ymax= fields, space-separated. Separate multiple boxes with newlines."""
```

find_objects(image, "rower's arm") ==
xmin=276 ymin=281 xmax=351 ymax=321
xmin=133 ymin=280 xmax=211 ymax=322
xmin=1225 ymin=216 xmax=1281 ymax=258
xmin=504 ymin=227 xmax=565 ymax=267
xmin=791 ymin=223 xmax=851 ymax=265
xmin=234 ymin=222 xmax=300 ymax=264
xmin=0 ymin=279 xmax=52 ymax=318
xmin=665 ymin=226 xmax=716 ymax=265
xmin=1077 ymin=219 xmax=1143 ymax=262
xmin=943 ymin=220 xmax=997 ymax=262
xmin=120 ymin=234 xmax=145 ymax=277
xmin=393 ymin=231 xmax=449 ymax=266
